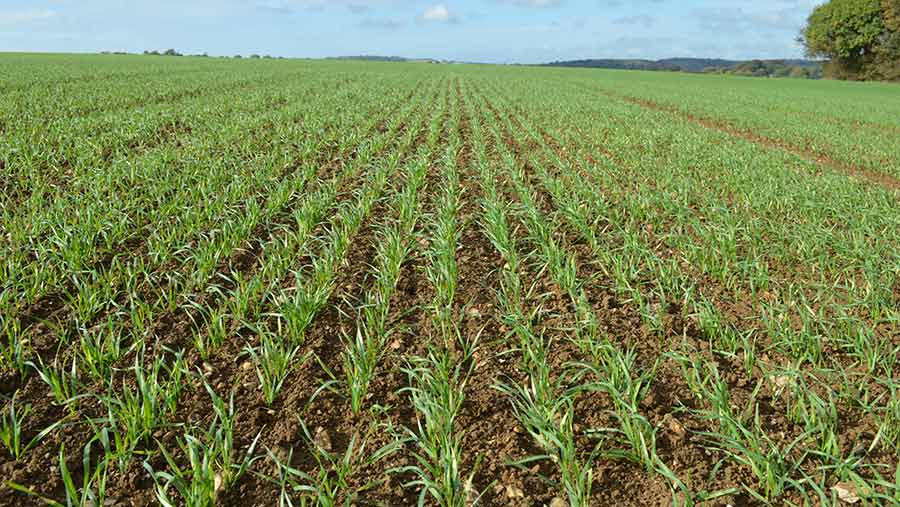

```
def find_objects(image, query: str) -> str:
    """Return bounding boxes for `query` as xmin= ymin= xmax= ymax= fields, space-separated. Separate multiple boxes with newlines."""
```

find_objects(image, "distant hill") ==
xmin=544 ymin=59 xmax=683 ymax=72
xmin=544 ymin=57 xmax=821 ymax=74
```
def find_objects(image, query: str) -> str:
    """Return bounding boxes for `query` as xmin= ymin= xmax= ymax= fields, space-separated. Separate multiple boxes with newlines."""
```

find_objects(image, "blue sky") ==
xmin=1 ymin=0 xmax=824 ymax=63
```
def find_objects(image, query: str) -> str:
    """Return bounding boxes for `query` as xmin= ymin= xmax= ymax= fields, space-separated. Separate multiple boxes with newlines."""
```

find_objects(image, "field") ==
xmin=1 ymin=53 xmax=899 ymax=507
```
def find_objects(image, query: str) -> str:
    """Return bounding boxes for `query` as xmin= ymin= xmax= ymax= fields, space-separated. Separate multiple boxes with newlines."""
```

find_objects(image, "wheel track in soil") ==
xmin=598 ymin=90 xmax=900 ymax=193
xmin=537 ymin=74 xmax=900 ymax=138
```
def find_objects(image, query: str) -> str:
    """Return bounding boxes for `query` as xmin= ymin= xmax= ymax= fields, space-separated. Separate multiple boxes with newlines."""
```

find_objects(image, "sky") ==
xmin=0 ymin=0 xmax=825 ymax=63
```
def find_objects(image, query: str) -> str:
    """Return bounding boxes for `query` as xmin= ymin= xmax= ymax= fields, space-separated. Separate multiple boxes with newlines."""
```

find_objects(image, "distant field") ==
xmin=2 ymin=54 xmax=900 ymax=507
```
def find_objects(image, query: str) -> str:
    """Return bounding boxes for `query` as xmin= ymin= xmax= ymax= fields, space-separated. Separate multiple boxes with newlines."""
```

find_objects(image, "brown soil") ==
xmin=4 ymin=85 xmax=423 ymax=404
xmin=3 ymin=76 xmax=897 ymax=507
xmin=467 ymin=81 xmax=897 ymax=507
xmin=603 ymin=90 xmax=900 ymax=193
xmin=0 ymin=84 xmax=433 ymax=506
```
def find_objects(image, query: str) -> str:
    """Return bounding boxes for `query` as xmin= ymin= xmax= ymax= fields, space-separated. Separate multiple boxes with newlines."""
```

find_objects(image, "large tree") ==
xmin=801 ymin=0 xmax=900 ymax=80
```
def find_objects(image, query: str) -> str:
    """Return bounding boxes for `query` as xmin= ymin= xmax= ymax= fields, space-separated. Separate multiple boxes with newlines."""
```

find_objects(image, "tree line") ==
xmin=141 ymin=50 xmax=281 ymax=59
xmin=703 ymin=60 xmax=823 ymax=79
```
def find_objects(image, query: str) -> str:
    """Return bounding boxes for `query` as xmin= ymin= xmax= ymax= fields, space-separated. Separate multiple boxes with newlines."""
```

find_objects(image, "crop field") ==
xmin=1 ymin=53 xmax=900 ymax=507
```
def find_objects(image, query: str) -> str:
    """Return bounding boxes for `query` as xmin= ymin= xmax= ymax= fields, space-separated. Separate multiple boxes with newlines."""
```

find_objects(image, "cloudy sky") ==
xmin=1 ymin=0 xmax=824 ymax=63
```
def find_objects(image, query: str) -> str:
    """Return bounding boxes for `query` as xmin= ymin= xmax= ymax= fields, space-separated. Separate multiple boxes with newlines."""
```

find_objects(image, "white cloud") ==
xmin=422 ymin=4 xmax=451 ymax=22
xmin=518 ymin=0 xmax=561 ymax=6
xmin=498 ymin=0 xmax=562 ymax=7
xmin=0 ymin=8 xmax=56 ymax=26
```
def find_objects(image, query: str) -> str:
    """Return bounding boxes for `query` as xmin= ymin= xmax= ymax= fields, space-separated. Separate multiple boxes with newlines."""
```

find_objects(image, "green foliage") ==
xmin=802 ymin=0 xmax=900 ymax=80
xmin=703 ymin=60 xmax=823 ymax=79
xmin=804 ymin=0 xmax=884 ymax=59
xmin=2 ymin=55 xmax=900 ymax=507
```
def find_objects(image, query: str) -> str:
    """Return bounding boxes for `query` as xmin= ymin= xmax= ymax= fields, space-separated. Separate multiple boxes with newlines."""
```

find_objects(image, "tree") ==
xmin=878 ymin=0 xmax=900 ymax=79
xmin=801 ymin=0 xmax=900 ymax=80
